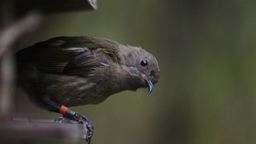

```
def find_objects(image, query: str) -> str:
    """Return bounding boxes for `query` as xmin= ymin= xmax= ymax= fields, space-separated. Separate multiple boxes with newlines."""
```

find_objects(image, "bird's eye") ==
xmin=140 ymin=59 xmax=148 ymax=66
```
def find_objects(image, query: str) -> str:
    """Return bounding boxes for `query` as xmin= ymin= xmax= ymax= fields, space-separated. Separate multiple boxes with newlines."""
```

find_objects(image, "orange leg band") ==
xmin=59 ymin=105 xmax=68 ymax=114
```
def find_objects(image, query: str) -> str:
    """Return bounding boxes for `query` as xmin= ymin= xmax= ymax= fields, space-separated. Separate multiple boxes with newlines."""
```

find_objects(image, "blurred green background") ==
xmin=17 ymin=0 xmax=256 ymax=144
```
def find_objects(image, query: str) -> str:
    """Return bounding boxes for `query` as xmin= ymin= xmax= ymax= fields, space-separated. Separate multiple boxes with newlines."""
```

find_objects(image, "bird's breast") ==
xmin=35 ymin=73 xmax=121 ymax=107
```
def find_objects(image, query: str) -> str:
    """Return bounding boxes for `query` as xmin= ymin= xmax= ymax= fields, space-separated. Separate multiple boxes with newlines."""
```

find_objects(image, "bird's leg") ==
xmin=47 ymin=100 xmax=94 ymax=143
xmin=59 ymin=105 xmax=94 ymax=143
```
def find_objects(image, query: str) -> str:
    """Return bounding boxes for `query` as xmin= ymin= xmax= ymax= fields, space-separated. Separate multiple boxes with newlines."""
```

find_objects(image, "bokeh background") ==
xmin=13 ymin=0 xmax=256 ymax=144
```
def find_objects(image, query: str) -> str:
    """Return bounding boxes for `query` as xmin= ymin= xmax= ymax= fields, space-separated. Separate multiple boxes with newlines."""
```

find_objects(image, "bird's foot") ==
xmin=54 ymin=116 xmax=65 ymax=123
xmin=56 ymin=105 xmax=94 ymax=143
xmin=64 ymin=112 xmax=94 ymax=144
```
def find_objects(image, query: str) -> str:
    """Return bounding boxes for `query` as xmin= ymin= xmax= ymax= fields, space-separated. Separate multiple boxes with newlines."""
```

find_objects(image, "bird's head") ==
xmin=118 ymin=45 xmax=160 ymax=93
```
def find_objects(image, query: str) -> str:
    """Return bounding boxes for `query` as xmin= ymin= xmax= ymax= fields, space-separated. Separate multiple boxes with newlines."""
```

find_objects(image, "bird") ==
xmin=16 ymin=36 xmax=160 ymax=143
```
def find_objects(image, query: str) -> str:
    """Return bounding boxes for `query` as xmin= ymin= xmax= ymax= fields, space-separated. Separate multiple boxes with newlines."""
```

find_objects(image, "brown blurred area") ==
xmin=2 ymin=0 xmax=256 ymax=144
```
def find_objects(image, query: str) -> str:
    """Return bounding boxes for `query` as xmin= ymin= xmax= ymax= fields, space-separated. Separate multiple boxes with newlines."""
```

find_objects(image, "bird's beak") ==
xmin=145 ymin=79 xmax=153 ymax=94
xmin=141 ymin=74 xmax=154 ymax=94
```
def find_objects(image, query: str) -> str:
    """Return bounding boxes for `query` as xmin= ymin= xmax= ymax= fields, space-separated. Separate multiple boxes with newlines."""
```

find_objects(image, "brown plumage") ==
xmin=17 ymin=36 xmax=160 ymax=109
xmin=16 ymin=36 xmax=160 ymax=142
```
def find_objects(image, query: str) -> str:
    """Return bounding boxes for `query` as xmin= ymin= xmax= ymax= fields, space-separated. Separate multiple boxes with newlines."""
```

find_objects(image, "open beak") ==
xmin=141 ymin=74 xmax=154 ymax=94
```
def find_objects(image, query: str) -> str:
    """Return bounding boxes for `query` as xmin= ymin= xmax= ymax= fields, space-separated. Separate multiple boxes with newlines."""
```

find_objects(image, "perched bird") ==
xmin=16 ymin=36 xmax=160 ymax=142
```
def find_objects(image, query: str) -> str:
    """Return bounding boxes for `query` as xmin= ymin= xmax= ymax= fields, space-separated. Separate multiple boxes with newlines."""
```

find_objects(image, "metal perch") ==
xmin=0 ymin=118 xmax=88 ymax=142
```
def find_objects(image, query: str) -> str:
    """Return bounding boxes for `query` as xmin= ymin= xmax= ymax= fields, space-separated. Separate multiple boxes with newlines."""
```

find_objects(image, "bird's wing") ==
xmin=16 ymin=36 xmax=120 ymax=76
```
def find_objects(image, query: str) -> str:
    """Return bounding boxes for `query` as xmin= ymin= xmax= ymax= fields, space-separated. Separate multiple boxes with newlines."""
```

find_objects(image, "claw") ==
xmin=54 ymin=117 xmax=65 ymax=123
xmin=62 ymin=109 xmax=94 ymax=143
xmin=50 ymin=103 xmax=94 ymax=143
xmin=77 ymin=114 xmax=94 ymax=143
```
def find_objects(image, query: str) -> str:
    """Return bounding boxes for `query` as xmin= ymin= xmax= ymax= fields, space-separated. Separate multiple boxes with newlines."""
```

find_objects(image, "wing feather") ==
xmin=16 ymin=36 xmax=120 ymax=77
